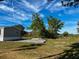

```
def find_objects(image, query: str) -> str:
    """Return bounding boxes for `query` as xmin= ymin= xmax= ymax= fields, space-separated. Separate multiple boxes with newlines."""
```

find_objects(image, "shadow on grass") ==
xmin=13 ymin=44 xmax=43 ymax=51
xmin=7 ymin=39 xmax=26 ymax=41
xmin=39 ymin=52 xmax=64 ymax=59
xmin=39 ymin=43 xmax=79 ymax=59
xmin=58 ymin=43 xmax=79 ymax=59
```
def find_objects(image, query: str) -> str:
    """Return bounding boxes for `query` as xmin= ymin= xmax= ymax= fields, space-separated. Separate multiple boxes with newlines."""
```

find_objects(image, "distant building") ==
xmin=0 ymin=25 xmax=24 ymax=41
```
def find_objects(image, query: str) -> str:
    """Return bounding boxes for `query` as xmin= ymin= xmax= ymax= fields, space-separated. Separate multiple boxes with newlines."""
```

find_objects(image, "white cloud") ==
xmin=53 ymin=2 xmax=62 ymax=7
xmin=0 ymin=4 xmax=32 ymax=21
xmin=0 ymin=0 xmax=7 ymax=3
xmin=60 ymin=27 xmax=77 ymax=34
xmin=46 ymin=1 xmax=68 ymax=13
xmin=0 ymin=4 xmax=14 ymax=12
xmin=46 ymin=0 xmax=56 ymax=9
xmin=21 ymin=0 xmax=40 ymax=12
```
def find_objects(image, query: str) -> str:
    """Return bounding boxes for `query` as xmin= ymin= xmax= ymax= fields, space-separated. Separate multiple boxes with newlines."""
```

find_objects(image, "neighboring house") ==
xmin=0 ymin=25 xmax=24 ymax=41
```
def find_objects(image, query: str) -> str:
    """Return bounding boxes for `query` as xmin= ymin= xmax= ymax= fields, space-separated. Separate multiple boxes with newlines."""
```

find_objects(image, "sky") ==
xmin=0 ymin=0 xmax=79 ymax=34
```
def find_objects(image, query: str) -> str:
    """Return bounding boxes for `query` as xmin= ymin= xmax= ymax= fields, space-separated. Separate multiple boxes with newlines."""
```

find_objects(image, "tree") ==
xmin=29 ymin=13 xmax=46 ymax=38
xmin=0 ymin=0 xmax=4 ymax=1
xmin=47 ymin=16 xmax=64 ymax=38
xmin=61 ymin=0 xmax=79 ymax=7
xmin=28 ymin=14 xmax=64 ymax=38
xmin=63 ymin=31 xmax=69 ymax=37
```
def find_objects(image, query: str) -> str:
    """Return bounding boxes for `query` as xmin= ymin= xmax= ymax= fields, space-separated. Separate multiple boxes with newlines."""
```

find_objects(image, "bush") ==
xmin=63 ymin=32 xmax=69 ymax=37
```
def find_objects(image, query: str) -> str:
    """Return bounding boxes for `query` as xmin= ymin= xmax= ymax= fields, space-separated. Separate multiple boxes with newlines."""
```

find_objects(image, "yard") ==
xmin=0 ymin=36 xmax=79 ymax=59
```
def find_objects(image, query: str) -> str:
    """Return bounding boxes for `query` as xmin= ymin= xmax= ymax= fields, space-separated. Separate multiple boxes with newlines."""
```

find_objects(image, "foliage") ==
xmin=47 ymin=16 xmax=64 ymax=38
xmin=28 ymin=14 xmax=64 ymax=38
xmin=61 ymin=0 xmax=79 ymax=7
xmin=0 ymin=0 xmax=4 ymax=1
xmin=63 ymin=31 xmax=69 ymax=37
xmin=29 ymin=13 xmax=46 ymax=38
xmin=58 ymin=43 xmax=79 ymax=59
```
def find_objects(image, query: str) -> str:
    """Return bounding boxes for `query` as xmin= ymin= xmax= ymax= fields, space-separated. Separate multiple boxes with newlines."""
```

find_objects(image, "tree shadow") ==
xmin=13 ymin=44 xmax=43 ymax=51
xmin=39 ymin=43 xmax=79 ymax=59
xmin=39 ymin=52 xmax=64 ymax=59
xmin=58 ymin=43 xmax=79 ymax=59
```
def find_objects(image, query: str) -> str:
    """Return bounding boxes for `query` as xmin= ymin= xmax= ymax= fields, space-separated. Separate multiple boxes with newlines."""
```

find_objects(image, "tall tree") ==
xmin=47 ymin=16 xmax=64 ymax=38
xmin=29 ymin=13 xmax=46 ymax=38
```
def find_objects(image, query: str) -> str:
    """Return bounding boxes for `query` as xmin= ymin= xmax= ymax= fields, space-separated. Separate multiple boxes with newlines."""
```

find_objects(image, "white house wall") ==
xmin=0 ymin=27 xmax=4 ymax=41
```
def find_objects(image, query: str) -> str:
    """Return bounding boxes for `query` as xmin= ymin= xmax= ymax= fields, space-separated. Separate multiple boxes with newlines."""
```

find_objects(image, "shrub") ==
xmin=63 ymin=32 xmax=69 ymax=37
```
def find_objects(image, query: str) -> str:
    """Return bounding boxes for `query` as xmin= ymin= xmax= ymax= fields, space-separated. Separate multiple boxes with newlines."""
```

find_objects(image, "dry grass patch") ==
xmin=0 ymin=36 xmax=79 ymax=59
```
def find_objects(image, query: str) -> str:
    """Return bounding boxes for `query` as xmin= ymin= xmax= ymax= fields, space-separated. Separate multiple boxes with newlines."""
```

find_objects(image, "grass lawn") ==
xmin=0 ymin=36 xmax=79 ymax=59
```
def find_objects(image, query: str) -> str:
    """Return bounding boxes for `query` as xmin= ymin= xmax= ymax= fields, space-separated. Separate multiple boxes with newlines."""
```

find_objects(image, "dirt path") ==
xmin=0 ymin=48 xmax=40 ymax=59
xmin=0 ymin=48 xmax=16 ymax=56
xmin=0 ymin=49 xmax=29 ymax=59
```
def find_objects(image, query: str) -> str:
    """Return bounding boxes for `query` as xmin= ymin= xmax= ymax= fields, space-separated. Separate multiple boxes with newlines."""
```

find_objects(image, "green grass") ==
xmin=0 ymin=41 xmax=30 ymax=49
xmin=0 ymin=36 xmax=79 ymax=59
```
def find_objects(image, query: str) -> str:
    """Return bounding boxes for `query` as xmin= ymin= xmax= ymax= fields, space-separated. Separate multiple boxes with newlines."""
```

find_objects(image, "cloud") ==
xmin=46 ymin=1 xmax=65 ymax=12
xmin=21 ymin=0 xmax=40 ymax=12
xmin=54 ymin=2 xmax=62 ymax=7
xmin=64 ymin=8 xmax=79 ymax=14
xmin=60 ymin=27 xmax=77 ymax=34
xmin=30 ymin=0 xmax=47 ymax=8
xmin=13 ymin=10 xmax=32 ymax=20
xmin=0 ymin=4 xmax=14 ymax=12
xmin=0 ymin=16 xmax=23 ymax=24
xmin=46 ymin=0 xmax=56 ymax=9
xmin=0 ymin=0 xmax=8 ymax=4
xmin=65 ymin=21 xmax=77 ymax=25
xmin=0 ymin=2 xmax=32 ymax=21
xmin=0 ymin=0 xmax=64 ymax=21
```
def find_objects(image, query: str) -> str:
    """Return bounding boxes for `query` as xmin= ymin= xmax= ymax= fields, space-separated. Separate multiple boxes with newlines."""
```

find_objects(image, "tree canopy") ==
xmin=47 ymin=16 xmax=64 ymax=38
xmin=29 ymin=13 xmax=46 ymax=38
xmin=61 ymin=0 xmax=79 ymax=7
xmin=0 ymin=0 xmax=4 ymax=1
xmin=29 ymin=14 xmax=64 ymax=38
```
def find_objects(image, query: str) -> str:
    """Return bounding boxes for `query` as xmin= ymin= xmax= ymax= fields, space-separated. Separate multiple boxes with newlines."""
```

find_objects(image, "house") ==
xmin=0 ymin=25 xmax=24 ymax=41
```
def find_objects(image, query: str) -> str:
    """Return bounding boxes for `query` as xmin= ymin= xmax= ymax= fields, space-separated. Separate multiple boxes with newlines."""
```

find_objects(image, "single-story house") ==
xmin=0 ymin=24 xmax=24 ymax=41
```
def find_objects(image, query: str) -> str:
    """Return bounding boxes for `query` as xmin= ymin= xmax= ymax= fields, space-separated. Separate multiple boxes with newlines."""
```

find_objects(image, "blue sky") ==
xmin=0 ymin=0 xmax=79 ymax=34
